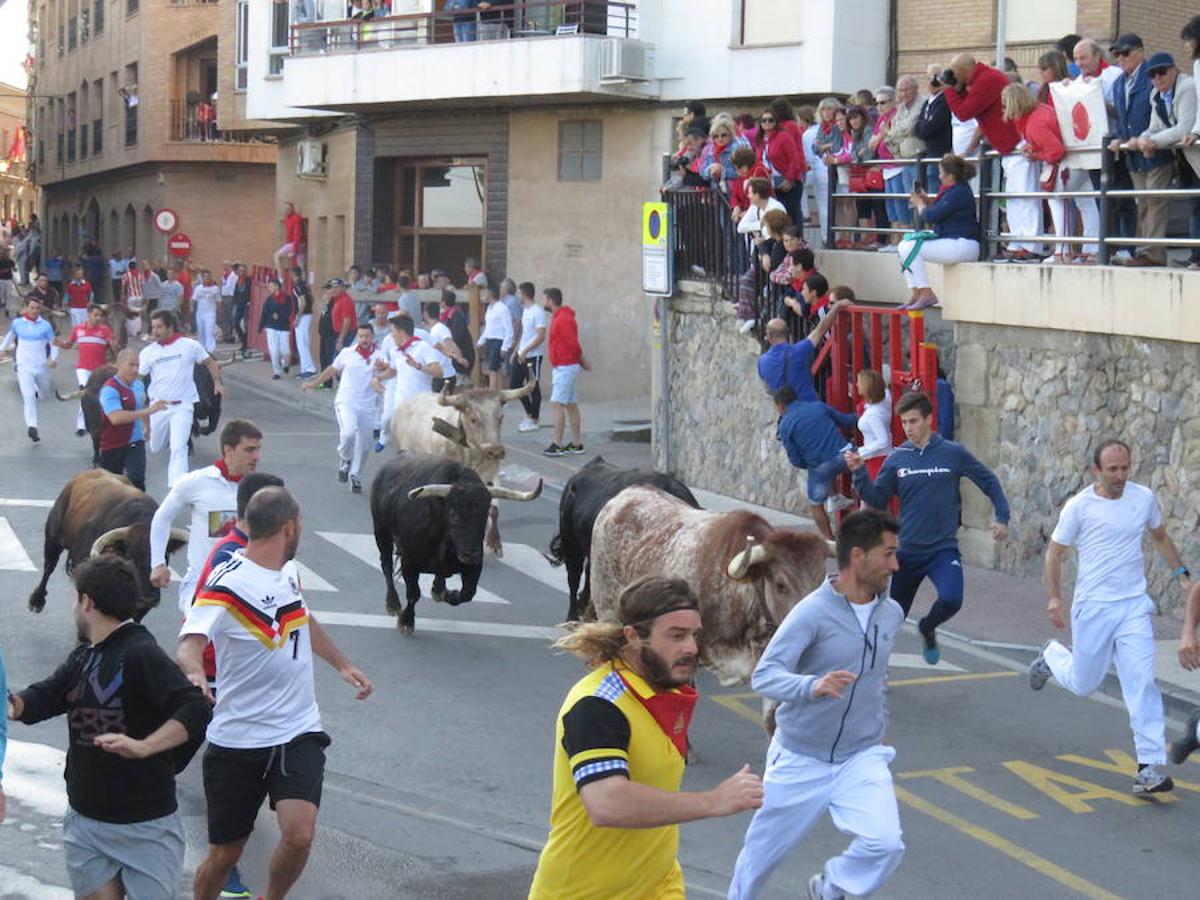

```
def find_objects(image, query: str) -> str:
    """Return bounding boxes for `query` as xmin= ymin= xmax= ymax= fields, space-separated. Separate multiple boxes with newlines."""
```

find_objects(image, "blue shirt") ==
xmin=853 ymin=432 xmax=1010 ymax=555
xmin=922 ymin=182 xmax=978 ymax=240
xmin=777 ymin=400 xmax=857 ymax=470
xmin=757 ymin=339 xmax=818 ymax=401
xmin=99 ymin=376 xmax=148 ymax=443
xmin=45 ymin=257 xmax=64 ymax=281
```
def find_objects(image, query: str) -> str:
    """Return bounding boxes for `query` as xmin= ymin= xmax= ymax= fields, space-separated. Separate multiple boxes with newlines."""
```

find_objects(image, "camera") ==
xmin=938 ymin=68 xmax=958 ymax=87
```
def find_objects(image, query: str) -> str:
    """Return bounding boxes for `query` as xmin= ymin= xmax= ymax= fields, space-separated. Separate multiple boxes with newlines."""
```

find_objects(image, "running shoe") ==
xmin=517 ymin=418 xmax=540 ymax=433
xmin=919 ymin=620 xmax=940 ymax=666
xmin=1132 ymin=764 xmax=1174 ymax=795
xmin=807 ymin=872 xmax=842 ymax=900
xmin=337 ymin=460 xmax=350 ymax=482
xmin=271 ymin=374 xmax=281 ymax=380
xmin=1169 ymin=709 xmax=1200 ymax=765
xmin=75 ymin=428 xmax=86 ymax=437
xmin=566 ymin=443 xmax=586 ymax=455
xmin=542 ymin=443 xmax=566 ymax=457
xmin=350 ymin=476 xmax=362 ymax=494
xmin=28 ymin=426 xmax=39 ymax=443
xmin=219 ymin=866 xmax=252 ymax=899
xmin=1028 ymin=641 xmax=1052 ymax=691
xmin=373 ymin=441 xmax=386 ymax=453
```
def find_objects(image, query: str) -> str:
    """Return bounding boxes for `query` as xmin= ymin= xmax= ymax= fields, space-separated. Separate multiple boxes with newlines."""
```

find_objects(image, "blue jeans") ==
xmin=889 ymin=547 xmax=963 ymax=631
xmin=453 ymin=20 xmax=477 ymax=42
xmin=805 ymin=454 xmax=848 ymax=504
xmin=923 ymin=163 xmax=941 ymax=195
xmin=885 ymin=167 xmax=916 ymax=228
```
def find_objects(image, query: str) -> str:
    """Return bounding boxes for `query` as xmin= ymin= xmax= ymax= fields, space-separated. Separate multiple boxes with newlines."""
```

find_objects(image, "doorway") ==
xmin=391 ymin=158 xmax=486 ymax=277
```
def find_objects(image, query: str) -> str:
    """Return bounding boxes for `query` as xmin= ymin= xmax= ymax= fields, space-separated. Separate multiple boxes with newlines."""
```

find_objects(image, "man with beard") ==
xmin=178 ymin=487 xmax=373 ymax=900
xmin=529 ymin=576 xmax=764 ymax=899
xmin=728 ymin=509 xmax=906 ymax=900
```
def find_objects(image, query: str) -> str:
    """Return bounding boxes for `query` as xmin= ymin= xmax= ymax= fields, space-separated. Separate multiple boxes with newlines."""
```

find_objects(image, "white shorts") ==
xmin=551 ymin=364 xmax=581 ymax=404
xmin=277 ymin=242 xmax=297 ymax=256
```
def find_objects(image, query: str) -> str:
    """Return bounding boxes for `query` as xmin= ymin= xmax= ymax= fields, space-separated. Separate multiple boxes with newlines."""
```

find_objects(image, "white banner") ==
xmin=1049 ymin=79 xmax=1106 ymax=169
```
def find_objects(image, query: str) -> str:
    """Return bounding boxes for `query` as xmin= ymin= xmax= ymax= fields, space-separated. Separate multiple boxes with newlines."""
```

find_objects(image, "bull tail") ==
xmin=198 ymin=393 xmax=222 ymax=436
xmin=544 ymin=533 xmax=566 ymax=567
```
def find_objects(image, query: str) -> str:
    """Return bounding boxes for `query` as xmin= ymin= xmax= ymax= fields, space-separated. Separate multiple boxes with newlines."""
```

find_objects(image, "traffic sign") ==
xmin=167 ymin=232 xmax=193 ymax=257
xmin=641 ymin=202 xmax=672 ymax=296
xmin=154 ymin=208 xmax=179 ymax=234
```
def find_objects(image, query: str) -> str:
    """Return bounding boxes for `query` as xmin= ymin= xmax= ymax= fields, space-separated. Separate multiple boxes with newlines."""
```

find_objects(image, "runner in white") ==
xmin=1030 ymin=438 xmax=1189 ymax=795
xmin=373 ymin=314 xmax=442 ymax=453
xmin=420 ymin=300 xmax=463 ymax=392
xmin=0 ymin=295 xmax=59 ymax=442
xmin=303 ymin=323 xmax=384 ymax=495
xmin=138 ymin=310 xmax=227 ymax=487
xmin=192 ymin=270 xmax=222 ymax=353
xmin=149 ymin=418 xmax=263 ymax=613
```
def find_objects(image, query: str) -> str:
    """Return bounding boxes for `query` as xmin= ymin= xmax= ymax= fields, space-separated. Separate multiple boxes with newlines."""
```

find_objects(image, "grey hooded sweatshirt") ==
xmin=752 ymin=576 xmax=904 ymax=764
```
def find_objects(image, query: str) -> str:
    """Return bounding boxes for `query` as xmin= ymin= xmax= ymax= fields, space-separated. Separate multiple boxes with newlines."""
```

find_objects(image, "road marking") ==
xmin=1002 ymin=760 xmax=1142 ymax=812
xmin=0 ymin=498 xmax=55 ymax=508
xmin=316 ymin=531 xmax=510 ymax=604
xmin=491 ymin=542 xmax=568 ymax=593
xmin=889 ymin=653 xmax=964 ymax=672
xmin=894 ymin=785 xmax=1122 ymax=900
xmin=897 ymin=766 xmax=1039 ymax=819
xmin=313 ymin=610 xmax=559 ymax=640
xmin=294 ymin=560 xmax=338 ymax=592
xmin=1057 ymin=748 xmax=1199 ymax=796
xmin=888 ymin=671 xmax=1018 ymax=688
xmin=0 ymin=516 xmax=37 ymax=571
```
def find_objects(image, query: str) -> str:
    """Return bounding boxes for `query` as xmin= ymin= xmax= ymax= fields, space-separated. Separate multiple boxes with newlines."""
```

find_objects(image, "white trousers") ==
xmin=728 ymin=742 xmax=904 ymax=899
xmin=126 ymin=312 xmax=143 ymax=340
xmin=148 ymin=402 xmax=194 ymax=488
xmin=1044 ymin=594 xmax=1167 ymax=765
xmin=294 ymin=314 xmax=315 ymax=374
xmin=810 ymin=170 xmax=830 ymax=247
xmin=375 ymin=379 xmax=398 ymax=448
xmin=196 ymin=310 xmax=217 ymax=353
xmin=17 ymin=366 xmax=52 ymax=428
xmin=69 ymin=307 xmax=88 ymax=328
xmin=1047 ymin=168 xmax=1099 ymax=256
xmin=335 ymin=402 xmax=374 ymax=478
xmin=75 ymin=367 xmax=92 ymax=430
xmin=265 ymin=328 xmax=290 ymax=376
xmin=897 ymin=237 xmax=979 ymax=290
xmin=1001 ymin=153 xmax=1043 ymax=252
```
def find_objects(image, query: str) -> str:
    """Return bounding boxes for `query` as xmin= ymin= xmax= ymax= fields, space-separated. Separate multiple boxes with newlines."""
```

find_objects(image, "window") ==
xmin=80 ymin=9 xmax=89 ymax=43
xmin=94 ymin=0 xmax=103 ymax=34
xmin=738 ymin=1 xmax=802 ymax=47
xmin=68 ymin=17 xmax=76 ymax=50
xmin=127 ymin=0 xmax=139 ymax=15
xmin=558 ymin=120 xmax=603 ymax=182
xmin=392 ymin=160 xmax=487 ymax=276
xmin=58 ymin=24 xmax=64 ymax=55
xmin=93 ymin=117 xmax=102 ymax=154
xmin=269 ymin=1 xmax=289 ymax=76
xmin=80 ymin=123 xmax=88 ymax=158
xmin=235 ymin=0 xmax=249 ymax=90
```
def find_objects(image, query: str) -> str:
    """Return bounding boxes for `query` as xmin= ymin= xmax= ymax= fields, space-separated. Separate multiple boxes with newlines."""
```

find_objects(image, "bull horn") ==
xmin=408 ymin=484 xmax=453 ymax=500
xmin=56 ymin=388 xmax=85 ymax=402
xmin=825 ymin=539 xmax=837 ymax=558
xmin=91 ymin=526 xmax=133 ymax=557
xmin=498 ymin=380 xmax=537 ymax=403
xmin=48 ymin=308 xmax=68 ymax=318
xmin=169 ymin=527 xmax=190 ymax=545
xmin=216 ymin=353 xmax=239 ymax=368
xmin=436 ymin=385 xmax=468 ymax=409
xmin=727 ymin=536 xmax=769 ymax=580
xmin=488 ymin=479 xmax=543 ymax=502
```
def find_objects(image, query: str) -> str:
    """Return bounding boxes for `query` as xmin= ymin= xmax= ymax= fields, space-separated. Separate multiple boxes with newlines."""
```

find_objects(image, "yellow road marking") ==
xmin=1002 ymin=761 xmax=1142 ymax=813
xmin=889 ymin=671 xmax=1019 ymax=688
xmin=894 ymin=786 xmax=1123 ymax=900
xmin=898 ymin=766 xmax=1039 ymax=819
xmin=1058 ymin=749 xmax=1200 ymax=798
xmin=709 ymin=694 xmax=762 ymax=725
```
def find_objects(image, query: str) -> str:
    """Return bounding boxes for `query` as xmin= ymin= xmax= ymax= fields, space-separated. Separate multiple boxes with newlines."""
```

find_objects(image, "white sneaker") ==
xmin=1112 ymin=250 xmax=1132 ymax=264
xmin=825 ymin=493 xmax=855 ymax=513
xmin=517 ymin=418 xmax=540 ymax=433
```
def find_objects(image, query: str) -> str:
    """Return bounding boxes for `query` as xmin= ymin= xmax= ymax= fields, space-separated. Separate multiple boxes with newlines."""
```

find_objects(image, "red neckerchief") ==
xmin=811 ymin=293 xmax=831 ymax=313
xmin=856 ymin=398 xmax=867 ymax=415
xmin=158 ymin=334 xmax=182 ymax=346
xmin=22 ymin=313 xmax=38 ymax=322
xmin=399 ymin=336 xmax=420 ymax=351
xmin=213 ymin=459 xmax=242 ymax=483
xmin=439 ymin=307 xmax=455 ymax=324
xmin=616 ymin=670 xmax=698 ymax=758
xmin=356 ymin=342 xmax=376 ymax=361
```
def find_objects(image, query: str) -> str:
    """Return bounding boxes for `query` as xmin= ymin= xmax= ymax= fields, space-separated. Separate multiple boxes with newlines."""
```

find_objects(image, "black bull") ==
xmin=547 ymin=456 xmax=700 ymax=621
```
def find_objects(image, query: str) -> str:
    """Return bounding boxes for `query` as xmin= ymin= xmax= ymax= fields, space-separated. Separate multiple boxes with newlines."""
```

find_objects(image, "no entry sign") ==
xmin=167 ymin=233 xmax=193 ymax=257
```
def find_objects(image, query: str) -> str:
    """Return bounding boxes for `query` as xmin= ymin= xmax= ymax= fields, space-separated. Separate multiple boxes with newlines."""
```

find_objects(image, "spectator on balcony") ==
xmin=733 ymin=113 xmax=755 ymax=139
xmin=736 ymin=177 xmax=787 ymax=241
xmin=1109 ymin=34 xmax=1154 ymax=261
xmin=796 ymin=105 xmax=820 ymax=228
xmin=700 ymin=114 xmax=750 ymax=189
xmin=1133 ymin=53 xmax=1200 ymax=267
xmin=274 ymin=202 xmax=305 ymax=276
xmin=897 ymin=153 xmax=979 ymax=310
xmin=447 ymin=0 xmax=488 ymax=43
xmin=756 ymin=209 xmax=793 ymax=276
xmin=728 ymin=145 xmax=770 ymax=224
xmin=834 ymin=105 xmax=888 ymax=250
xmin=812 ymin=98 xmax=845 ymax=244
xmin=753 ymin=107 xmax=806 ymax=225
xmin=872 ymin=82 xmax=925 ymax=246
xmin=915 ymin=66 xmax=953 ymax=194
xmin=196 ymin=97 xmax=215 ymax=142
xmin=942 ymin=54 xmax=1042 ymax=260
xmin=1179 ymin=18 xmax=1200 ymax=269
xmin=757 ymin=298 xmax=849 ymax=402
xmin=1057 ymin=34 xmax=1083 ymax=77
xmin=784 ymin=272 xmax=834 ymax=322
xmin=1073 ymin=39 xmax=1122 ymax=120
xmin=1036 ymin=51 xmax=1069 ymax=106
xmin=854 ymin=89 xmax=879 ymax=125
xmin=769 ymin=232 xmax=811 ymax=287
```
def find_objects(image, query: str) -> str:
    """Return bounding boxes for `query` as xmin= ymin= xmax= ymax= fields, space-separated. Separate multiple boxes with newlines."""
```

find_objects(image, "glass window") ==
xmin=558 ymin=120 xmax=602 ymax=182
xmin=739 ymin=0 xmax=802 ymax=46
xmin=269 ymin=0 xmax=289 ymax=76
xmin=235 ymin=0 xmax=249 ymax=90
xmin=421 ymin=166 xmax=485 ymax=229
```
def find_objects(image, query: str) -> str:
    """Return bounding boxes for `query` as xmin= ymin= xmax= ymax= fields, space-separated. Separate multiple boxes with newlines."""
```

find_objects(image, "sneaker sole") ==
xmin=1133 ymin=777 xmax=1174 ymax=795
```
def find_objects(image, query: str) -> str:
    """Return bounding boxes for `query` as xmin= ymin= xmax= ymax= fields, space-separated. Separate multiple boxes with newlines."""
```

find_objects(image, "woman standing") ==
xmin=258 ymin=277 xmax=296 ymax=379
xmin=812 ymin=98 xmax=845 ymax=246
xmin=897 ymin=154 xmax=980 ymax=309
xmin=754 ymin=107 xmax=806 ymax=226
xmin=833 ymin=106 xmax=887 ymax=249
xmin=291 ymin=266 xmax=317 ymax=377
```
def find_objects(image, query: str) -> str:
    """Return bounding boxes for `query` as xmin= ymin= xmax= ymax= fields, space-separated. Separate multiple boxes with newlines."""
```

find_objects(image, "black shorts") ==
xmin=203 ymin=731 xmax=331 ymax=845
xmin=484 ymin=338 xmax=504 ymax=372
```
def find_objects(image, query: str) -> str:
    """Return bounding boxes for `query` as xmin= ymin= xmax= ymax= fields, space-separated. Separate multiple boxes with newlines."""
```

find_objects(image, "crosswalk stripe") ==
xmin=890 ymin=653 xmax=964 ymax=673
xmin=313 ymin=610 xmax=560 ymax=640
xmin=0 ymin=516 xmax=37 ymax=571
xmin=0 ymin=498 xmax=55 ymax=508
xmin=294 ymin=560 xmax=338 ymax=592
xmin=315 ymin=531 xmax=510 ymax=605
xmin=491 ymin=542 xmax=569 ymax=593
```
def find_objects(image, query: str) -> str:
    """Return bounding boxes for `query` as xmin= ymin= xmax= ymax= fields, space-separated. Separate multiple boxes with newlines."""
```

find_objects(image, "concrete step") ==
xmin=609 ymin=419 xmax=652 ymax=443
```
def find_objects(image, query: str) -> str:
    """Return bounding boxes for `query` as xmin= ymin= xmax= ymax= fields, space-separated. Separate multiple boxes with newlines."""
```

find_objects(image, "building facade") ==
xmin=1 ymin=81 xmax=38 ymax=228
xmin=27 ymin=0 xmax=278 ymax=285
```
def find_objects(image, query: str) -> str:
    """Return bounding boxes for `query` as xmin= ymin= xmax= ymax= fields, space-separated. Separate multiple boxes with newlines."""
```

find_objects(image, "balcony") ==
xmin=282 ymin=1 xmax=652 ymax=113
xmin=168 ymin=99 xmax=277 ymax=145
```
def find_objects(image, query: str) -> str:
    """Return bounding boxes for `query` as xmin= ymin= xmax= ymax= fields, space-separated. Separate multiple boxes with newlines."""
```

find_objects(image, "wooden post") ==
xmin=467 ymin=282 xmax=483 ymax=386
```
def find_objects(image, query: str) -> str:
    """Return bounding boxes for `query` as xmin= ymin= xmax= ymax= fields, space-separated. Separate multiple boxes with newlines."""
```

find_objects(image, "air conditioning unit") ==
xmin=297 ymin=138 xmax=327 ymax=179
xmin=600 ymin=39 xmax=653 ymax=84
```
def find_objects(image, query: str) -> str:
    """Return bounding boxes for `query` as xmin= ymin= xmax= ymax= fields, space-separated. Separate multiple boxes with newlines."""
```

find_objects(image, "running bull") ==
xmin=29 ymin=469 xmax=189 ymax=618
xmin=547 ymin=456 xmax=701 ymax=621
xmin=369 ymin=453 xmax=541 ymax=635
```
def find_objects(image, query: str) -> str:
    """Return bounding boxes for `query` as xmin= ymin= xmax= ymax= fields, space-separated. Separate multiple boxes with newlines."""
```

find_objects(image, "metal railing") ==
xmin=290 ymin=1 xmax=637 ymax=55
xmin=167 ymin=100 xmax=278 ymax=145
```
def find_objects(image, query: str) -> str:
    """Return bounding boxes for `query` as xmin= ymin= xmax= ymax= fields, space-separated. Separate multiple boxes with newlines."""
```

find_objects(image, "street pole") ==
xmin=656 ymin=295 xmax=672 ymax=474
xmin=995 ymin=0 xmax=1007 ymax=68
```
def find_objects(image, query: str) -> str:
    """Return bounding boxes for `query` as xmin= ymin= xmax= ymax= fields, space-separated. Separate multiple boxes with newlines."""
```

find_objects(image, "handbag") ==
xmin=1039 ymin=161 xmax=1060 ymax=192
xmin=849 ymin=167 xmax=885 ymax=193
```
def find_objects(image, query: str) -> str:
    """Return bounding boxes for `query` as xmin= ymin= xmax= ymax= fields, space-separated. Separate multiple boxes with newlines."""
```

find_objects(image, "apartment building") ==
xmin=1 ymin=81 xmax=37 ymax=225
xmin=28 ymin=0 xmax=278 ymax=274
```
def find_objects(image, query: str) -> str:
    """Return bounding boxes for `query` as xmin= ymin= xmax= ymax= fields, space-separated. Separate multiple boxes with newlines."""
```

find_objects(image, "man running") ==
xmin=192 ymin=269 xmax=222 ymax=353
xmin=373 ymin=314 xmax=442 ymax=452
xmin=846 ymin=391 xmax=1009 ymax=664
xmin=97 ymin=349 xmax=166 ymax=490
xmin=1030 ymin=439 xmax=1187 ymax=794
xmin=0 ymin=295 xmax=59 ymax=443
xmin=138 ymin=310 xmax=227 ymax=487
xmin=303 ymin=322 xmax=383 ymax=494
xmin=728 ymin=510 xmax=905 ymax=900
xmin=56 ymin=303 xmax=116 ymax=436
xmin=529 ymin=575 xmax=763 ymax=898
xmin=65 ymin=265 xmax=95 ymax=329
xmin=149 ymin=418 xmax=263 ymax=613
xmin=179 ymin=486 xmax=372 ymax=900
xmin=1171 ymin=581 xmax=1200 ymax=764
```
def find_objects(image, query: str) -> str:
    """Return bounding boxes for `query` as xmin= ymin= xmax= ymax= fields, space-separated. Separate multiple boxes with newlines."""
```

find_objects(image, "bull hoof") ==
xmin=385 ymin=597 xmax=401 ymax=615
xmin=28 ymin=593 xmax=45 ymax=613
xmin=398 ymin=621 xmax=414 ymax=636
xmin=444 ymin=590 xmax=468 ymax=606
xmin=431 ymin=588 xmax=446 ymax=604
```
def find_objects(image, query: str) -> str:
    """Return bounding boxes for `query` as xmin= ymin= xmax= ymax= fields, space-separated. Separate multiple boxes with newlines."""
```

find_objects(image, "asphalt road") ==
xmin=1 ymin=356 xmax=1198 ymax=899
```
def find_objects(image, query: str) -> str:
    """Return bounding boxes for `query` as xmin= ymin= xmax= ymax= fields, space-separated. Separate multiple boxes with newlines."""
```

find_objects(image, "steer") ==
xmin=29 ymin=469 xmax=189 ymax=619
xmin=590 ymin=485 xmax=835 ymax=687
xmin=370 ymin=452 xmax=542 ymax=635
xmin=547 ymin=456 xmax=701 ymax=621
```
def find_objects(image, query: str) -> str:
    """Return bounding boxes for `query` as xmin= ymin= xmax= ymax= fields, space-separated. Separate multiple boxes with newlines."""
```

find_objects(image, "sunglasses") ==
xmin=1112 ymin=49 xmax=1131 ymax=58
xmin=875 ymin=98 xmax=893 ymax=104
xmin=1149 ymin=68 xmax=1171 ymax=78
xmin=760 ymin=116 xmax=776 ymax=123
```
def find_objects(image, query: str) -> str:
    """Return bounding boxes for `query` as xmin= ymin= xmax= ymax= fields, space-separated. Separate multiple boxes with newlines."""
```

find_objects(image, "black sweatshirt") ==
xmin=17 ymin=623 xmax=211 ymax=824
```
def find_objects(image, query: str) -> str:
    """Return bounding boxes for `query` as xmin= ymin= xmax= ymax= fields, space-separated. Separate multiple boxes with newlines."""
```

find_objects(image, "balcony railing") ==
xmin=167 ymin=99 xmax=277 ymax=145
xmin=290 ymin=1 xmax=637 ymax=55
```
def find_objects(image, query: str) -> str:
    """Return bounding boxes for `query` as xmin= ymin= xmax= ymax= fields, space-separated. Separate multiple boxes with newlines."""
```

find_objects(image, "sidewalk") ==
xmin=222 ymin=359 xmax=1200 ymax=716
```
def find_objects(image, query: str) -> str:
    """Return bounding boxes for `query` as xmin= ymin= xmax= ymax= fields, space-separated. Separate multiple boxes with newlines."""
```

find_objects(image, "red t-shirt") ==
xmin=330 ymin=291 xmax=357 ymax=335
xmin=69 ymin=323 xmax=114 ymax=370
xmin=283 ymin=212 xmax=304 ymax=246
xmin=66 ymin=280 xmax=93 ymax=309
xmin=177 ymin=269 xmax=192 ymax=300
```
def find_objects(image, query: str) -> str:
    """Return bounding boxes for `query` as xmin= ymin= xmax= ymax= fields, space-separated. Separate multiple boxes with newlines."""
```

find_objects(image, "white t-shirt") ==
xmin=479 ymin=300 xmax=514 ymax=350
xmin=387 ymin=336 xmax=441 ymax=404
xmin=414 ymin=327 xmax=453 ymax=377
xmin=221 ymin=271 xmax=238 ymax=298
xmin=426 ymin=321 xmax=456 ymax=377
xmin=1051 ymin=482 xmax=1163 ymax=603
xmin=139 ymin=336 xmax=209 ymax=403
xmin=182 ymin=553 xmax=322 ymax=749
xmin=332 ymin=344 xmax=384 ymax=408
xmin=519 ymin=304 xmax=548 ymax=358
xmin=850 ymin=597 xmax=880 ymax=632
xmin=858 ymin=392 xmax=893 ymax=460
xmin=192 ymin=283 xmax=220 ymax=316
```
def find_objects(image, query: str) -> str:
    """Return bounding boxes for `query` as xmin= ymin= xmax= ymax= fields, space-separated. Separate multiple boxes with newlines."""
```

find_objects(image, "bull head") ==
xmin=436 ymin=386 xmax=469 ymax=410
xmin=727 ymin=536 xmax=769 ymax=580
xmin=498 ymin=380 xmax=536 ymax=403
xmin=92 ymin=526 xmax=189 ymax=557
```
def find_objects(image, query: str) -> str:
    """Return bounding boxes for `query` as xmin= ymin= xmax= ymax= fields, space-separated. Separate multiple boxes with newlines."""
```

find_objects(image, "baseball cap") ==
xmin=323 ymin=277 xmax=345 ymax=288
xmin=1109 ymin=33 xmax=1143 ymax=54
xmin=1146 ymin=51 xmax=1176 ymax=75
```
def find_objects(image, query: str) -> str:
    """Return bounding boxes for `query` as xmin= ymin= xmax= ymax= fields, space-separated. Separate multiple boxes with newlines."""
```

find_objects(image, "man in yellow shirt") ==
xmin=529 ymin=575 xmax=764 ymax=899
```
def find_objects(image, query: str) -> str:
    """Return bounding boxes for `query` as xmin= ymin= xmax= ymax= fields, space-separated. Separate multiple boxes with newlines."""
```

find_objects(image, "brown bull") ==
xmin=589 ymin=485 xmax=834 ymax=687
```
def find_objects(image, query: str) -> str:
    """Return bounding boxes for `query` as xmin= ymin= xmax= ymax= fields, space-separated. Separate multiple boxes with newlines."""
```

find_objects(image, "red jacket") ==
xmin=943 ymin=63 xmax=1020 ymax=154
xmin=548 ymin=305 xmax=582 ymax=367
xmin=330 ymin=291 xmax=356 ymax=335
xmin=780 ymin=120 xmax=809 ymax=176
xmin=1015 ymin=104 xmax=1064 ymax=164
xmin=756 ymin=129 xmax=806 ymax=182
xmin=283 ymin=212 xmax=304 ymax=246
xmin=729 ymin=162 xmax=771 ymax=211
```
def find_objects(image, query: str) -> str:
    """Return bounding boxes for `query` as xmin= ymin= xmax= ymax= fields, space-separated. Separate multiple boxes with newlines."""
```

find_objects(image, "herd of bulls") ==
xmin=28 ymin=381 xmax=833 ymax=695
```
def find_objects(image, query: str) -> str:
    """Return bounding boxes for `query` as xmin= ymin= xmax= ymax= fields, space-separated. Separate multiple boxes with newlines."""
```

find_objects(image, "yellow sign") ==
xmin=642 ymin=202 xmax=669 ymax=248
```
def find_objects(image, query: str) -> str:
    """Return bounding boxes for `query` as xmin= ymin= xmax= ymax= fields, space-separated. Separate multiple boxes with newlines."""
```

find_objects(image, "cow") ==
xmin=547 ymin=456 xmax=701 ymax=622
xmin=589 ymin=485 xmax=835 ymax=689
xmin=389 ymin=381 xmax=536 ymax=554
xmin=29 ymin=469 xmax=189 ymax=619
xmin=370 ymin=452 xmax=541 ymax=635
